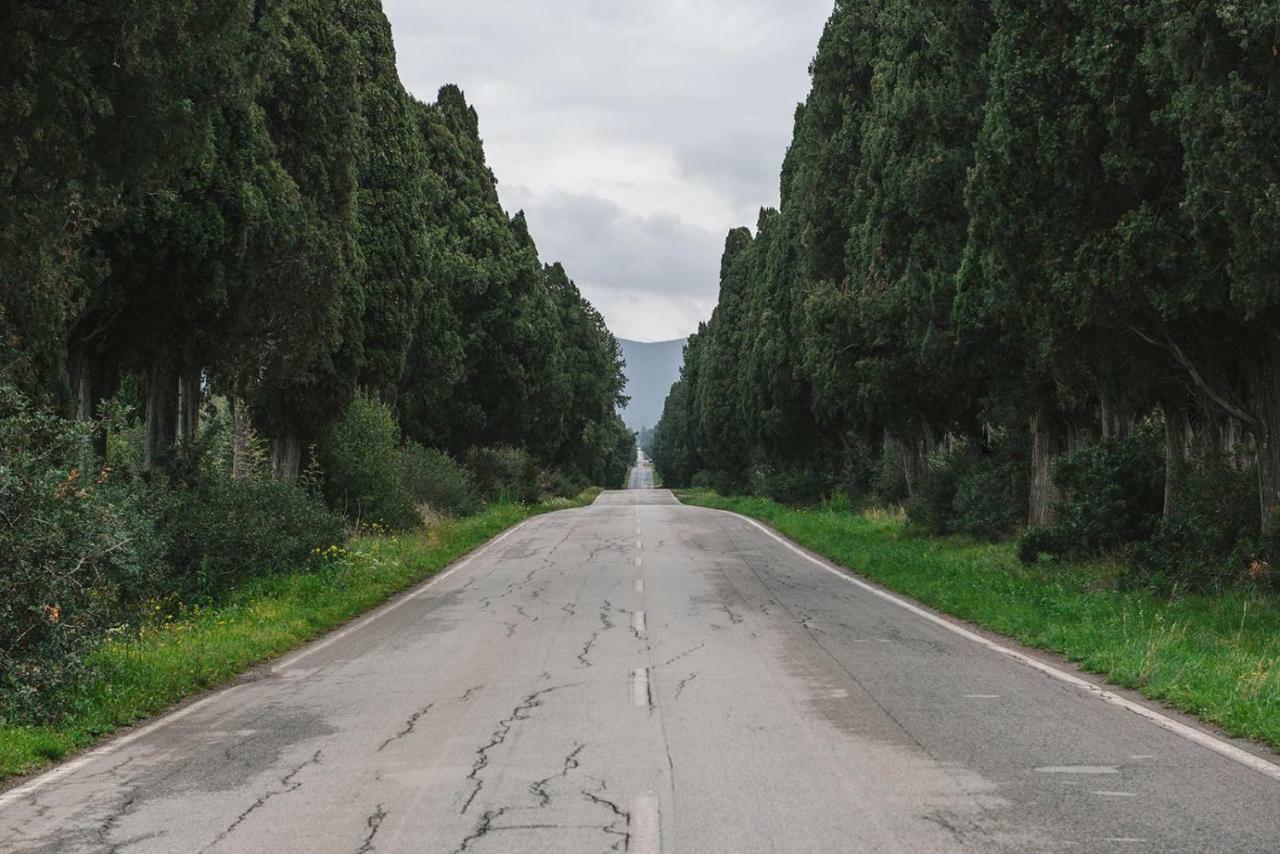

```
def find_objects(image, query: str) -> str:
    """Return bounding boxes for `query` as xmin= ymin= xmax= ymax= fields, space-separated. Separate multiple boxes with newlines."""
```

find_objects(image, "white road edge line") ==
xmin=0 ymin=519 xmax=533 ymax=808
xmin=720 ymin=510 xmax=1280 ymax=785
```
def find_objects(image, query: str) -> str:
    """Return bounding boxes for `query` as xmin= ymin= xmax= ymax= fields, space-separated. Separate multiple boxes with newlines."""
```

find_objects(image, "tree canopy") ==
xmin=654 ymin=0 xmax=1280 ymax=537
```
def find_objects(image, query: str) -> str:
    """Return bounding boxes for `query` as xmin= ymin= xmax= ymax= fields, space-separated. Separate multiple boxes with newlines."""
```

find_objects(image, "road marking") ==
xmin=964 ymin=694 xmax=1001 ymax=699
xmin=633 ymin=610 xmax=646 ymax=635
xmin=717 ymin=509 xmax=1280 ymax=785
xmin=1035 ymin=766 xmax=1118 ymax=774
xmin=635 ymin=556 xmax=642 ymax=567
xmin=633 ymin=668 xmax=651 ymax=707
xmin=636 ymin=539 xmax=642 ymax=549
xmin=1103 ymin=838 xmax=1148 ymax=843
xmin=635 ymin=579 xmax=644 ymax=593
xmin=1129 ymin=754 xmax=1156 ymax=760
xmin=631 ymin=792 xmax=661 ymax=853
xmin=0 ymin=519 xmax=534 ymax=809
xmin=1091 ymin=791 xmax=1138 ymax=797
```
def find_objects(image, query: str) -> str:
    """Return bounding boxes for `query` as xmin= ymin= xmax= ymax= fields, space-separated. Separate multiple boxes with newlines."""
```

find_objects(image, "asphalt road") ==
xmin=3 ymin=486 xmax=1279 ymax=852
xmin=628 ymin=450 xmax=654 ymax=490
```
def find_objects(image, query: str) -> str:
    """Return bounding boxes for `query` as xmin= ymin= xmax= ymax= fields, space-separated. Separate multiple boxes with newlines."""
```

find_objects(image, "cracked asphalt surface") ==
xmin=3 ymin=455 xmax=1279 ymax=852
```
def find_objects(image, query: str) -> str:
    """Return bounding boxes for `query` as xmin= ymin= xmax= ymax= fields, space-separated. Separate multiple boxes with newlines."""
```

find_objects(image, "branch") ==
xmin=1128 ymin=325 xmax=1261 ymax=428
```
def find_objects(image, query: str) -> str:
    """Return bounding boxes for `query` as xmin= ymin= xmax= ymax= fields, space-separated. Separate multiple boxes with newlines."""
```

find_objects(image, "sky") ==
xmin=382 ymin=0 xmax=834 ymax=342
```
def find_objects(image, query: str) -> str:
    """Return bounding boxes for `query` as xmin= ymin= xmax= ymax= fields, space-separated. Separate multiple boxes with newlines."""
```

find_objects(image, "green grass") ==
xmin=0 ymin=491 xmax=599 ymax=782
xmin=678 ymin=489 xmax=1280 ymax=752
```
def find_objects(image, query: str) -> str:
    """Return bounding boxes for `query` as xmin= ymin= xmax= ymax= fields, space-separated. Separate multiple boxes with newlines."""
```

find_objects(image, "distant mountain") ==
xmin=618 ymin=338 xmax=686 ymax=431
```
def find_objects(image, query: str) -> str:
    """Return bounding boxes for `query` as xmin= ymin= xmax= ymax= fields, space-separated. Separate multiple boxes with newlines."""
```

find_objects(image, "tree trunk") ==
xmin=899 ymin=432 xmax=925 ymax=498
xmin=65 ymin=345 xmax=117 ymax=461
xmin=232 ymin=398 xmax=252 ymax=480
xmin=143 ymin=363 xmax=178 ymax=474
xmin=272 ymin=434 xmax=303 ymax=481
xmin=177 ymin=369 xmax=201 ymax=444
xmin=1028 ymin=406 xmax=1060 ymax=528
xmin=1100 ymin=393 xmax=1135 ymax=441
xmin=1251 ymin=340 xmax=1280 ymax=535
xmin=1161 ymin=402 xmax=1190 ymax=518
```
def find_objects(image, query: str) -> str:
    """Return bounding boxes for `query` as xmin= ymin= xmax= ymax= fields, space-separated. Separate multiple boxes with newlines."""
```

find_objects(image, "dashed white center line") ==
xmin=635 ymin=579 xmax=644 ymax=593
xmin=1091 ymin=791 xmax=1138 ymax=798
xmin=964 ymin=694 xmax=1001 ymax=699
xmin=635 ymin=556 xmax=642 ymax=567
xmin=632 ymin=668 xmax=650 ymax=707
xmin=1034 ymin=766 xmax=1119 ymax=774
xmin=631 ymin=792 xmax=661 ymax=854
xmin=633 ymin=610 xmax=646 ymax=635
xmin=636 ymin=539 xmax=642 ymax=549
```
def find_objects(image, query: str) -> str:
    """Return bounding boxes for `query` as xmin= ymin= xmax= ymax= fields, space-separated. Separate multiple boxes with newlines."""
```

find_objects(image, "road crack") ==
xmin=200 ymin=750 xmax=322 ymax=852
xmin=355 ymin=804 xmax=387 ymax=853
xmin=461 ymin=685 xmax=577 ymax=815
xmin=377 ymin=702 xmax=434 ymax=752
xmin=529 ymin=744 xmax=585 ymax=808
xmin=655 ymin=643 xmax=706 ymax=669
xmin=582 ymin=784 xmax=631 ymax=852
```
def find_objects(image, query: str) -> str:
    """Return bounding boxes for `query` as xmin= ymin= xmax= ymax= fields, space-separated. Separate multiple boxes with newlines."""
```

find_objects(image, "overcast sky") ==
xmin=382 ymin=0 xmax=833 ymax=342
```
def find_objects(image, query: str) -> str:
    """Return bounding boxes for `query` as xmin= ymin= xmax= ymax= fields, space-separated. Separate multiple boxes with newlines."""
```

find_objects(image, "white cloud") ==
xmin=383 ymin=0 xmax=832 ymax=340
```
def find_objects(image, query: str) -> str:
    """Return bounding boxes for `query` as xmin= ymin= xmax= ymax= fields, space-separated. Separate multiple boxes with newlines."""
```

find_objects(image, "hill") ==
xmin=618 ymin=338 xmax=686 ymax=431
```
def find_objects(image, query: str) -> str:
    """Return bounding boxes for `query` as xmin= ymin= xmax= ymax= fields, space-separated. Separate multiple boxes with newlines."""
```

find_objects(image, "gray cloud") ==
xmin=383 ymin=0 xmax=832 ymax=341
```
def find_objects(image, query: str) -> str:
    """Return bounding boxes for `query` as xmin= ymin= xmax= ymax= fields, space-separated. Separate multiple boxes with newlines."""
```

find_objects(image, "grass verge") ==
xmin=0 ymin=490 xmax=599 ymax=782
xmin=678 ymin=489 xmax=1280 ymax=752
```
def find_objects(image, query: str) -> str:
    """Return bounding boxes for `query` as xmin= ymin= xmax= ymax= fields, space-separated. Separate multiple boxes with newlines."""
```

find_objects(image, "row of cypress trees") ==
xmin=2 ymin=0 xmax=632 ymax=484
xmin=654 ymin=0 xmax=1280 ymax=535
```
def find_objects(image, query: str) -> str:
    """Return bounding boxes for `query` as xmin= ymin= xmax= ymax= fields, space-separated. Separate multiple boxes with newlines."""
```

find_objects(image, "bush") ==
xmin=872 ymin=440 xmax=911 ymax=504
xmin=750 ymin=464 xmax=827 ymax=505
xmin=465 ymin=445 xmax=548 ymax=504
xmin=0 ymin=385 xmax=165 ymax=721
xmin=832 ymin=440 xmax=877 ymax=501
xmin=550 ymin=467 xmax=589 ymax=499
xmin=155 ymin=474 xmax=344 ymax=599
xmin=1126 ymin=461 xmax=1260 ymax=591
xmin=1052 ymin=422 xmax=1165 ymax=556
xmin=909 ymin=433 xmax=1027 ymax=540
xmin=398 ymin=442 xmax=478 ymax=516
xmin=317 ymin=391 xmax=419 ymax=529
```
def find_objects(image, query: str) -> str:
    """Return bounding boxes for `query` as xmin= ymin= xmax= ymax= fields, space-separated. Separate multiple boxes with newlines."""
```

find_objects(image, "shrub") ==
xmin=0 ymin=385 xmax=165 ymax=721
xmin=465 ymin=445 xmax=548 ymax=504
xmin=872 ymin=440 xmax=911 ymax=504
xmin=909 ymin=433 xmax=1027 ymax=540
xmin=398 ymin=442 xmax=478 ymax=516
xmin=154 ymin=474 xmax=344 ymax=599
xmin=1125 ymin=461 xmax=1260 ymax=592
xmin=550 ymin=467 xmax=588 ymax=499
xmin=823 ymin=491 xmax=857 ymax=514
xmin=316 ymin=391 xmax=419 ymax=529
xmin=952 ymin=433 xmax=1028 ymax=539
xmin=832 ymin=440 xmax=877 ymax=501
xmin=1051 ymin=422 xmax=1165 ymax=555
xmin=750 ymin=464 xmax=827 ymax=505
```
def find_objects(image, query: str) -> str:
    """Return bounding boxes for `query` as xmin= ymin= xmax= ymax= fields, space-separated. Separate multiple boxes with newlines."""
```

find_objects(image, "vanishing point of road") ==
xmin=3 ymin=451 xmax=1279 ymax=852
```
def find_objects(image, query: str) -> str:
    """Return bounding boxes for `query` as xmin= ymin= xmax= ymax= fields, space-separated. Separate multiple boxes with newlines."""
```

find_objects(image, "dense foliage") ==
xmin=654 ymin=0 xmax=1280 ymax=588
xmin=0 ymin=0 xmax=633 ymax=721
